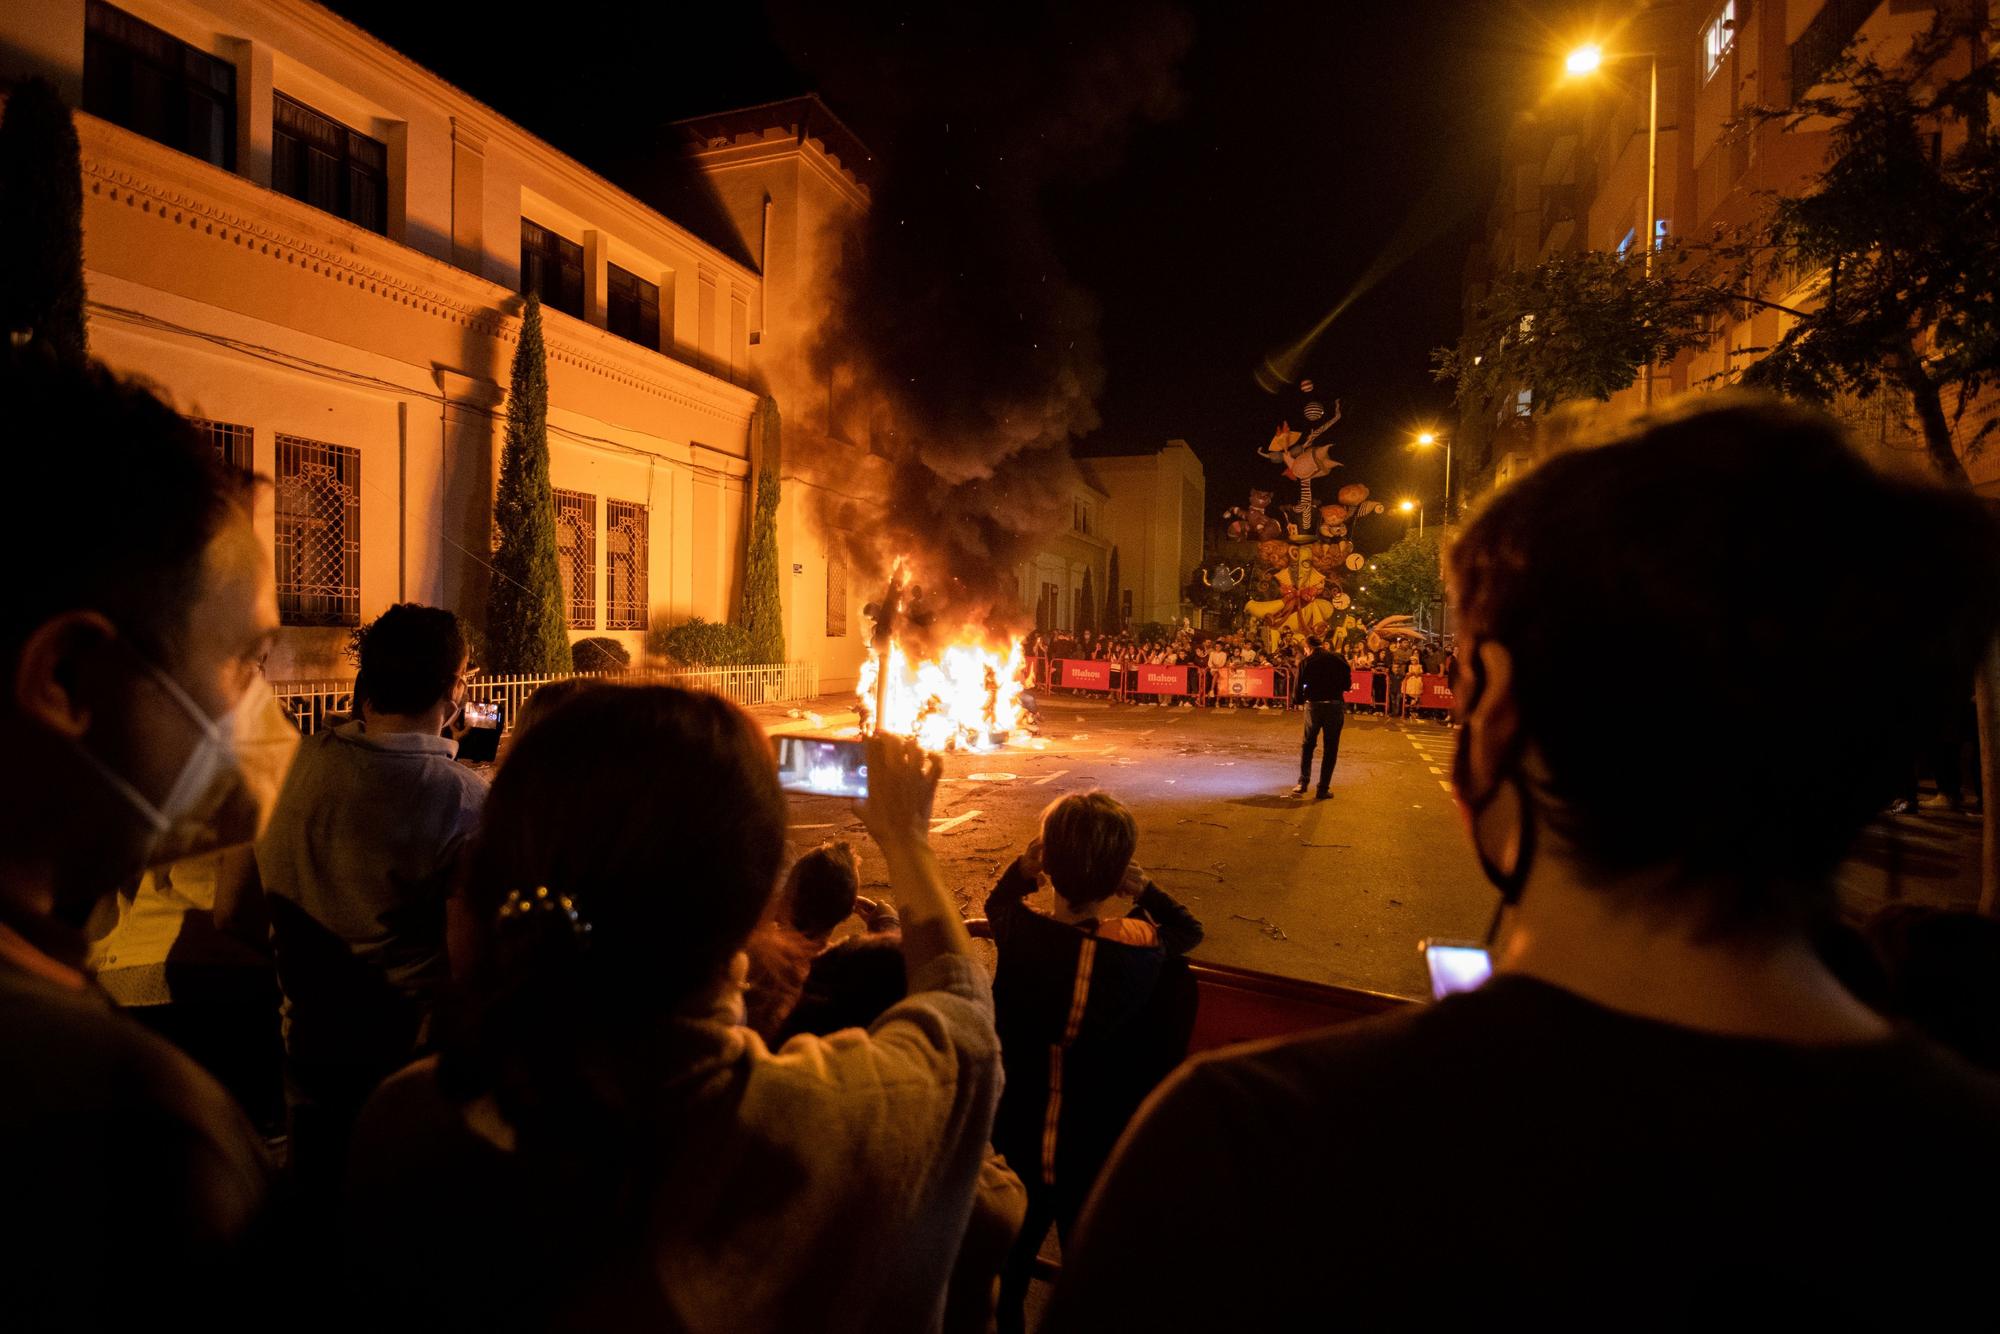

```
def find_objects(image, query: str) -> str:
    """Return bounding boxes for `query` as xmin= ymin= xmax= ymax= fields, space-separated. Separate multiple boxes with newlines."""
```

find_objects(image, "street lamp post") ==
xmin=1563 ymin=43 xmax=1661 ymax=408
xmin=1399 ymin=498 xmax=1424 ymax=538
xmin=1416 ymin=429 xmax=1452 ymax=521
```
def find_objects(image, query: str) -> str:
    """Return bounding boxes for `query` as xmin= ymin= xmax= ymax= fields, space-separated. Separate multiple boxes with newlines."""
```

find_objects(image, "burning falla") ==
xmin=856 ymin=571 xmax=1026 ymax=752
xmin=856 ymin=636 xmax=1027 ymax=753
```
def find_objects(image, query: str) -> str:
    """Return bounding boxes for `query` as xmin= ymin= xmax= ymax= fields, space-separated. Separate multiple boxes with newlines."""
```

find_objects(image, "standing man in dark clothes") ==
xmin=984 ymin=792 xmax=1203 ymax=1334
xmin=1292 ymin=634 xmax=1353 ymax=798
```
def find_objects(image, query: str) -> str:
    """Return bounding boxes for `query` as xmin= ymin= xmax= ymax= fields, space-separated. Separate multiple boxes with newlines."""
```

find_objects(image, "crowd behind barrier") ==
xmin=1026 ymin=629 xmax=1456 ymax=717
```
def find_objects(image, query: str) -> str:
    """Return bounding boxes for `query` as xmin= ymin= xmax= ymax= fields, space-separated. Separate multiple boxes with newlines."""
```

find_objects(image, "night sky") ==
xmin=326 ymin=0 xmax=1573 ymax=555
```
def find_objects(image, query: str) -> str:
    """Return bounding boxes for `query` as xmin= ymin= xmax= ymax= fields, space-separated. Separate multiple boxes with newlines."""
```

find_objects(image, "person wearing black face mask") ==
xmin=0 ymin=356 xmax=284 ymax=1328
xmin=1045 ymin=398 xmax=2000 ymax=1330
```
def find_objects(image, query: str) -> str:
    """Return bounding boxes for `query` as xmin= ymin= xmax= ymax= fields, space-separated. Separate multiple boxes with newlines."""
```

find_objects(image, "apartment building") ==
xmin=1460 ymin=0 xmax=1998 ymax=497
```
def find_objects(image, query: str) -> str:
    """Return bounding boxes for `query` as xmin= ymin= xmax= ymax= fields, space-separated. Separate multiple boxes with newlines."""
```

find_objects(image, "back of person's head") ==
xmin=1862 ymin=906 xmax=2000 ymax=1070
xmin=779 ymin=934 xmax=909 ymax=1040
xmin=513 ymin=675 xmax=603 ymax=741
xmin=2 ymin=353 xmax=242 ymax=683
xmin=356 ymin=603 xmax=465 ymax=716
xmin=1448 ymin=396 xmax=2000 ymax=930
xmin=449 ymin=685 xmax=787 ymax=1129
xmin=780 ymin=841 xmax=861 ymax=940
xmin=1041 ymin=790 xmax=1137 ymax=909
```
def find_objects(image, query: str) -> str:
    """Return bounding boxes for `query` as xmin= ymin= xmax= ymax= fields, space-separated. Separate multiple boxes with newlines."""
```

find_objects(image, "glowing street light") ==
xmin=1564 ymin=43 xmax=1603 ymax=76
xmin=1412 ymin=427 xmax=1452 ymax=522
xmin=1399 ymin=498 xmax=1425 ymax=537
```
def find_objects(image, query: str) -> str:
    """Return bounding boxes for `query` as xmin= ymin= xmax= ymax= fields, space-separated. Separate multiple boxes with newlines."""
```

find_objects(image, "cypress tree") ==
xmin=1104 ymin=545 xmax=1122 ymax=631
xmin=486 ymin=296 xmax=571 ymax=675
xmin=736 ymin=396 xmax=786 ymax=663
xmin=0 ymin=79 xmax=88 ymax=360
xmin=1077 ymin=566 xmax=1097 ymax=635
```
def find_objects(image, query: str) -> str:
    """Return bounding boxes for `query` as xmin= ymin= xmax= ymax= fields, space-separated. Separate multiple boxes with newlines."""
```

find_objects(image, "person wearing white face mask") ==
xmin=0 ymin=355 xmax=288 ymax=1329
xmin=255 ymin=601 xmax=487 ymax=1207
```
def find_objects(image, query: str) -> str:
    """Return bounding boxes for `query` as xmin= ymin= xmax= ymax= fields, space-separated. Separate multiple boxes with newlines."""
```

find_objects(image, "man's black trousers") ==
xmin=1300 ymin=702 xmax=1344 ymax=792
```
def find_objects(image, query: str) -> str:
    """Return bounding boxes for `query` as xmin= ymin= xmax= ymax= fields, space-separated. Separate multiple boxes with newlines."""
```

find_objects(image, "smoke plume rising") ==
xmin=787 ymin=3 xmax=1192 ymax=649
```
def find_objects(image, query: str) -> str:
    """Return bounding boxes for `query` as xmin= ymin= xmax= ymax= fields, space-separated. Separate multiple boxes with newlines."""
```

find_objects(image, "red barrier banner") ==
xmin=1420 ymin=674 xmax=1455 ymax=711
xmin=1344 ymin=670 xmax=1377 ymax=706
xmin=1214 ymin=666 xmax=1280 ymax=699
xmin=1131 ymin=664 xmax=1200 ymax=696
xmin=1054 ymin=659 xmax=1113 ymax=690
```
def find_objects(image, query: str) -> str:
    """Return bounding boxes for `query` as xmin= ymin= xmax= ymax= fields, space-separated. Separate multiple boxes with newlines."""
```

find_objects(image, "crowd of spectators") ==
xmin=6 ymin=353 xmax=2000 ymax=1332
xmin=1025 ymin=625 xmax=1459 ymax=717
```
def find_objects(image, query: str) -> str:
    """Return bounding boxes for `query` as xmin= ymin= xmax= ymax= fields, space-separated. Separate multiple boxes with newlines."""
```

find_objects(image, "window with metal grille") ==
xmin=84 ymin=1 xmax=236 ymax=170
xmin=187 ymin=417 xmax=251 ymax=471
xmin=606 ymin=500 xmax=648 ymax=630
xmin=273 ymin=93 xmax=387 ymax=234
xmin=274 ymin=434 xmax=360 ymax=626
xmin=826 ymin=547 xmax=848 ymax=637
xmin=521 ymin=219 xmax=584 ymax=318
xmin=607 ymin=264 xmax=659 ymax=348
xmin=554 ymin=489 xmax=597 ymax=629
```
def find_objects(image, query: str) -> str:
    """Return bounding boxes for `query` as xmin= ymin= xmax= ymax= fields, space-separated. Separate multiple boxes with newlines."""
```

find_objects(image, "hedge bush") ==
xmin=570 ymin=636 xmax=632 ymax=673
xmin=647 ymin=616 xmax=755 ymax=667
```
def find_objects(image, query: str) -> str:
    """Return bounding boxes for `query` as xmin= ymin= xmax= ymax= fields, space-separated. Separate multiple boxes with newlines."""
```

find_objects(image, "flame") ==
xmin=858 ymin=634 xmax=1028 ymax=752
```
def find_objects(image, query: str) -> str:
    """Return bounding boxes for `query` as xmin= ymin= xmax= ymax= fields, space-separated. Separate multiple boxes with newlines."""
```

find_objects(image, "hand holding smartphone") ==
xmin=776 ymin=735 xmax=871 ymax=798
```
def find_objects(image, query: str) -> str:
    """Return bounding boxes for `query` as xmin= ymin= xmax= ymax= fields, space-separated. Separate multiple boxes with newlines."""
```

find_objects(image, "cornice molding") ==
xmin=81 ymin=118 xmax=758 ymax=429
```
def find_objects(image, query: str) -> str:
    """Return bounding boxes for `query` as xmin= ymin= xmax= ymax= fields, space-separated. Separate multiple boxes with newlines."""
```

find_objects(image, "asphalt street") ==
xmin=780 ymin=698 xmax=1496 ymax=1001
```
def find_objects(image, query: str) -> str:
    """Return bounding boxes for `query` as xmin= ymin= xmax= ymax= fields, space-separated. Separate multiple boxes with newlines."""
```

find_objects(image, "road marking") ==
xmin=790 ymin=822 xmax=838 ymax=829
xmin=1102 ymin=746 xmax=1119 ymax=755
xmin=1428 ymin=766 xmax=1444 ymax=775
xmin=932 ymin=810 xmax=983 ymax=833
xmin=1438 ymin=780 xmax=1455 ymax=792
xmin=1031 ymin=770 xmax=1070 ymax=786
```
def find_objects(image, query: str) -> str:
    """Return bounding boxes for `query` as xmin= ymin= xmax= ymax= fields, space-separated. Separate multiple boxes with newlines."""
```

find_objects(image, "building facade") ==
xmin=0 ymin=0 xmax=831 ymax=683
xmin=2 ymin=0 xmax=1203 ymax=692
xmin=1020 ymin=442 xmax=1206 ymax=635
xmin=1460 ymin=0 xmax=1999 ymax=499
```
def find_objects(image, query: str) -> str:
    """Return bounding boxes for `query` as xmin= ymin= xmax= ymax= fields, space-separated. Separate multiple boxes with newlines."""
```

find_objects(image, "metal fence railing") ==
xmin=272 ymin=660 xmax=821 ymax=737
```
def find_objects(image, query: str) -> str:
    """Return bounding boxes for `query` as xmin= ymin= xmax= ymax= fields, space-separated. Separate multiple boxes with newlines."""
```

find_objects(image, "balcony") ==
xmin=1790 ymin=0 xmax=1883 ymax=97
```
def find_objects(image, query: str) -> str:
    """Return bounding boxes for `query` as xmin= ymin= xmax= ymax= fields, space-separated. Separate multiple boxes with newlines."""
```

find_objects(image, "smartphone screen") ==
xmin=1419 ymin=940 xmax=1493 ymax=1001
xmin=463 ymin=701 xmax=501 ymax=729
xmin=776 ymin=736 xmax=870 ymax=798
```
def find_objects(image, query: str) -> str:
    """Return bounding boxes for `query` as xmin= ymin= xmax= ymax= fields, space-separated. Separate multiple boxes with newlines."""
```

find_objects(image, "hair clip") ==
xmin=496 ymin=886 xmax=594 ymax=945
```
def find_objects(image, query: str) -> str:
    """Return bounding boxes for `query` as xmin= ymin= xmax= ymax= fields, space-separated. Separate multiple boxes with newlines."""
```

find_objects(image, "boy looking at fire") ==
xmin=983 ymin=792 xmax=1202 ymax=1332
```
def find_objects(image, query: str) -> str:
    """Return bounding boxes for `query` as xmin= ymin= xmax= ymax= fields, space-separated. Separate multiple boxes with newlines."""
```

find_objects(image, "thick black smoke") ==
xmin=784 ymin=3 xmax=1192 ymax=648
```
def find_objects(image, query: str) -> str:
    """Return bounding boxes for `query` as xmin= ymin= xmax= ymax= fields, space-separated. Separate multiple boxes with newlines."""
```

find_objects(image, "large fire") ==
xmin=858 ymin=635 xmax=1028 ymax=752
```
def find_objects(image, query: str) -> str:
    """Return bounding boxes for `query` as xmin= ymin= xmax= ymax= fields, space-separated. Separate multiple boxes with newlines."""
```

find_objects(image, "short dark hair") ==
xmin=357 ymin=604 xmax=466 ymax=715
xmin=1448 ymin=396 xmax=2000 ymax=929
xmin=782 ymin=842 xmax=861 ymax=940
xmin=1041 ymin=790 xmax=1137 ymax=908
xmin=1 ymin=353 xmax=243 ymax=677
